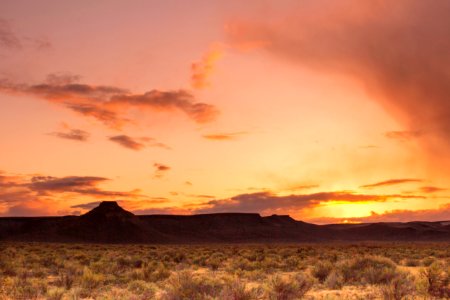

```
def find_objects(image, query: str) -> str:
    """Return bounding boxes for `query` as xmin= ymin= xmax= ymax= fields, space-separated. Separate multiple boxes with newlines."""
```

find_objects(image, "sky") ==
xmin=0 ymin=0 xmax=449 ymax=223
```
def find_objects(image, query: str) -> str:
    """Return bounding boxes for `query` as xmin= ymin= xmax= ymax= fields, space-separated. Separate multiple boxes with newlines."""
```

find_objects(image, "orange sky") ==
xmin=0 ymin=0 xmax=449 ymax=223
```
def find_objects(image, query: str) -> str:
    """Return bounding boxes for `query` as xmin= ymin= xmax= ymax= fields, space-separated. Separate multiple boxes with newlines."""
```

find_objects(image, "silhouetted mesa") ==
xmin=0 ymin=201 xmax=448 ymax=243
xmin=82 ymin=201 xmax=135 ymax=220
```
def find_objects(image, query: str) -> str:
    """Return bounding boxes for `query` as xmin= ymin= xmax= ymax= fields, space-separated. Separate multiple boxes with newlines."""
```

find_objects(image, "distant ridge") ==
xmin=0 ymin=201 xmax=448 ymax=243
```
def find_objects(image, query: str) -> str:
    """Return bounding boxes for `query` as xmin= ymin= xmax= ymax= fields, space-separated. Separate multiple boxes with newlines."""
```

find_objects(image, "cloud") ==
xmin=0 ymin=18 xmax=52 ymax=52
xmin=195 ymin=191 xmax=422 ymax=215
xmin=202 ymin=131 xmax=247 ymax=141
xmin=420 ymin=186 xmax=448 ymax=194
xmin=0 ymin=74 xmax=218 ymax=128
xmin=3 ymin=200 xmax=57 ymax=217
xmin=49 ymin=129 xmax=90 ymax=142
xmin=190 ymin=194 xmax=215 ymax=199
xmin=309 ymin=204 xmax=450 ymax=224
xmin=45 ymin=73 xmax=82 ymax=85
xmin=30 ymin=37 xmax=52 ymax=50
xmin=191 ymin=45 xmax=223 ymax=89
xmin=153 ymin=163 xmax=170 ymax=179
xmin=108 ymin=135 xmax=170 ymax=151
xmin=361 ymin=178 xmax=422 ymax=189
xmin=0 ymin=18 xmax=22 ymax=49
xmin=28 ymin=176 xmax=133 ymax=197
xmin=385 ymin=130 xmax=423 ymax=141
xmin=285 ymin=184 xmax=319 ymax=192
xmin=228 ymin=0 xmax=450 ymax=152
xmin=154 ymin=164 xmax=170 ymax=172
xmin=360 ymin=145 xmax=379 ymax=149
xmin=109 ymin=135 xmax=145 ymax=150
xmin=0 ymin=172 xmax=143 ymax=216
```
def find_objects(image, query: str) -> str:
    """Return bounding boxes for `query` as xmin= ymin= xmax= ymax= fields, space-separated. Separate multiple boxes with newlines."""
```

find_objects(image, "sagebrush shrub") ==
xmin=421 ymin=257 xmax=435 ymax=267
xmin=312 ymin=260 xmax=333 ymax=283
xmin=404 ymin=258 xmax=420 ymax=267
xmin=56 ymin=267 xmax=76 ymax=290
xmin=421 ymin=262 xmax=450 ymax=298
xmin=143 ymin=262 xmax=171 ymax=282
xmin=161 ymin=270 xmax=223 ymax=300
xmin=220 ymin=278 xmax=261 ymax=300
xmin=127 ymin=280 xmax=156 ymax=298
xmin=338 ymin=255 xmax=398 ymax=285
xmin=46 ymin=287 xmax=65 ymax=300
xmin=381 ymin=272 xmax=415 ymax=300
xmin=81 ymin=267 xmax=103 ymax=290
xmin=266 ymin=273 xmax=312 ymax=300
xmin=324 ymin=270 xmax=344 ymax=290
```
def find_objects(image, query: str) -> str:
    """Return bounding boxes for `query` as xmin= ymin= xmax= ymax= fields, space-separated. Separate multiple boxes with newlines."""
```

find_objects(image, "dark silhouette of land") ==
xmin=0 ymin=201 xmax=448 ymax=243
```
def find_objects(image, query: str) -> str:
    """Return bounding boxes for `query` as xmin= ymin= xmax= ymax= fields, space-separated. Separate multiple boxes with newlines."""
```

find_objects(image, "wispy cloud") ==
xmin=49 ymin=129 xmax=90 ymax=142
xmin=28 ymin=176 xmax=132 ymax=198
xmin=108 ymin=135 xmax=170 ymax=151
xmin=109 ymin=135 xmax=145 ymax=150
xmin=360 ymin=145 xmax=379 ymax=149
xmin=153 ymin=163 xmax=171 ymax=179
xmin=284 ymin=184 xmax=319 ymax=192
xmin=0 ymin=18 xmax=51 ymax=52
xmin=202 ymin=131 xmax=247 ymax=141
xmin=385 ymin=130 xmax=423 ymax=141
xmin=419 ymin=186 xmax=448 ymax=194
xmin=0 ymin=18 xmax=21 ymax=49
xmin=191 ymin=44 xmax=223 ymax=89
xmin=361 ymin=178 xmax=422 ymax=189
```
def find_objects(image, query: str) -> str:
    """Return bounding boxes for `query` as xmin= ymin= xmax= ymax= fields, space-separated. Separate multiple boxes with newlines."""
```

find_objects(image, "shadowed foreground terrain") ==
xmin=0 ymin=201 xmax=449 ymax=243
xmin=0 ymin=242 xmax=449 ymax=299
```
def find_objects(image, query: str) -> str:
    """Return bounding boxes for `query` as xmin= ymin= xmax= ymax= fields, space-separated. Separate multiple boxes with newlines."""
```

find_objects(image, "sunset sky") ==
xmin=1 ymin=0 xmax=449 ymax=223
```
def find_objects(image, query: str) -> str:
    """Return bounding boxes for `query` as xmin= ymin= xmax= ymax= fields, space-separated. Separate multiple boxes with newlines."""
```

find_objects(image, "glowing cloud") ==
xmin=228 ymin=0 xmax=450 ymax=153
xmin=0 ymin=74 xmax=218 ymax=128
xmin=202 ymin=131 xmax=247 ymax=141
xmin=191 ymin=44 xmax=223 ymax=89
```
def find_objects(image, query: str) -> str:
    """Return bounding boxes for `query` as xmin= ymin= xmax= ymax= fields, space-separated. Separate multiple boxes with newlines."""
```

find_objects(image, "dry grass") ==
xmin=0 ymin=242 xmax=448 ymax=299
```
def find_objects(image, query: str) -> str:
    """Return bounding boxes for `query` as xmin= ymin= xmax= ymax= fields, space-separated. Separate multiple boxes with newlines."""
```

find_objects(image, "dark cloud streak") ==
xmin=0 ymin=76 xmax=218 ymax=128
xmin=109 ymin=135 xmax=145 ymax=150
xmin=0 ymin=18 xmax=21 ymax=49
xmin=49 ymin=129 xmax=90 ymax=142
xmin=361 ymin=179 xmax=422 ymax=189
xmin=153 ymin=163 xmax=170 ymax=179
xmin=196 ymin=191 xmax=423 ymax=214
xmin=108 ymin=135 xmax=171 ymax=151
